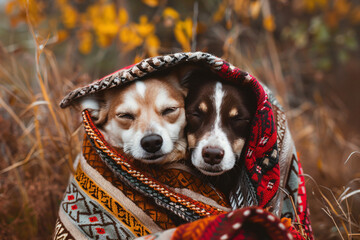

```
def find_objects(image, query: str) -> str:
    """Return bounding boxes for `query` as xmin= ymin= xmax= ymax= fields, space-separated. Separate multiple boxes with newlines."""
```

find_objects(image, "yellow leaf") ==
xmin=78 ymin=30 xmax=93 ymax=54
xmin=263 ymin=15 xmax=276 ymax=32
xmin=233 ymin=0 xmax=250 ymax=17
xmin=304 ymin=0 xmax=315 ymax=12
xmin=7 ymin=0 xmax=44 ymax=26
xmin=213 ymin=2 xmax=226 ymax=22
xmin=95 ymin=22 xmax=119 ymax=36
xmin=135 ymin=15 xmax=155 ymax=37
xmin=145 ymin=34 xmax=160 ymax=57
xmin=118 ymin=8 xmax=128 ymax=26
xmin=103 ymin=3 xmax=117 ymax=22
xmin=134 ymin=54 xmax=144 ymax=64
xmin=184 ymin=17 xmax=193 ymax=38
xmin=174 ymin=20 xmax=192 ymax=52
xmin=142 ymin=0 xmax=159 ymax=7
xmin=97 ymin=34 xmax=113 ymax=48
xmin=61 ymin=4 xmax=77 ymax=29
xmin=56 ymin=29 xmax=69 ymax=43
xmin=87 ymin=4 xmax=99 ymax=22
xmin=250 ymin=1 xmax=261 ymax=19
xmin=119 ymin=26 xmax=143 ymax=51
xmin=163 ymin=7 xmax=180 ymax=20
xmin=315 ymin=0 xmax=327 ymax=9
xmin=5 ymin=1 xmax=16 ymax=15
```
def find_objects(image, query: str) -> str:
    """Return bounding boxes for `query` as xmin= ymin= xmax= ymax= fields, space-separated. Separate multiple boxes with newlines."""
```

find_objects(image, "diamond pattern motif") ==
xmin=61 ymin=181 xmax=136 ymax=239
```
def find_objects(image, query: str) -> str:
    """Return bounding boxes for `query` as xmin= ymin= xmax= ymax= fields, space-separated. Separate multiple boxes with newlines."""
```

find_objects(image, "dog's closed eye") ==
xmin=161 ymin=107 xmax=178 ymax=116
xmin=116 ymin=112 xmax=135 ymax=120
xmin=229 ymin=108 xmax=250 ymax=122
xmin=186 ymin=110 xmax=202 ymax=118
xmin=230 ymin=115 xmax=250 ymax=122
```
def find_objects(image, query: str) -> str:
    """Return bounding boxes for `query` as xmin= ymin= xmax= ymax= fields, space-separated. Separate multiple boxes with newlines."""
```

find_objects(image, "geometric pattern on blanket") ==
xmin=60 ymin=178 xmax=138 ymax=239
xmin=82 ymin=137 xmax=178 ymax=230
xmin=54 ymin=219 xmax=75 ymax=240
xmin=281 ymin=154 xmax=299 ymax=219
xmin=297 ymin=161 xmax=313 ymax=237
xmin=74 ymin=166 xmax=151 ymax=237
xmin=139 ymin=166 xmax=229 ymax=208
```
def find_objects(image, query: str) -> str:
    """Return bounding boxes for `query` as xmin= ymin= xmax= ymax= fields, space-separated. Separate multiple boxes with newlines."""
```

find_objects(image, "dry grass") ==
xmin=0 ymin=19 xmax=82 ymax=239
xmin=0 ymin=7 xmax=360 ymax=240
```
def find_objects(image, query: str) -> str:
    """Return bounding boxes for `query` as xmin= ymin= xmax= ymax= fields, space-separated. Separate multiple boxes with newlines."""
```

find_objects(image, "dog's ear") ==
xmin=77 ymin=93 xmax=109 ymax=127
xmin=175 ymin=65 xmax=207 ymax=97
xmin=179 ymin=67 xmax=217 ymax=91
xmin=162 ymin=70 xmax=189 ymax=97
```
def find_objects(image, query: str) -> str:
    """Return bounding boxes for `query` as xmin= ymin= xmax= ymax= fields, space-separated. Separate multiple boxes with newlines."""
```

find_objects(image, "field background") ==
xmin=0 ymin=0 xmax=359 ymax=239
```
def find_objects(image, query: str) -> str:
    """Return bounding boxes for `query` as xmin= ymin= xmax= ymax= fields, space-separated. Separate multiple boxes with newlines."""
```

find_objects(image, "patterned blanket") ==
xmin=135 ymin=207 xmax=306 ymax=240
xmin=55 ymin=52 xmax=313 ymax=239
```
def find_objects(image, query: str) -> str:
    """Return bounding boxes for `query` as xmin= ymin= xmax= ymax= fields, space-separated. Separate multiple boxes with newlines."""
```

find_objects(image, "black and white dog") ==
xmin=184 ymin=69 xmax=257 ymax=194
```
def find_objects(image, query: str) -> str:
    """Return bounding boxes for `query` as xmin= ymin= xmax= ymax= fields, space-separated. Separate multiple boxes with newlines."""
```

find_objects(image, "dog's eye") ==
xmin=191 ymin=112 xmax=201 ymax=117
xmin=186 ymin=111 xmax=201 ymax=118
xmin=116 ymin=113 xmax=135 ymax=120
xmin=231 ymin=115 xmax=250 ymax=122
xmin=162 ymin=107 xmax=177 ymax=116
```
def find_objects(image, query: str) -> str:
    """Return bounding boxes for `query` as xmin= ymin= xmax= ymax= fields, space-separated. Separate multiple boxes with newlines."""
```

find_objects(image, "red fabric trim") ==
xmin=218 ymin=63 xmax=280 ymax=207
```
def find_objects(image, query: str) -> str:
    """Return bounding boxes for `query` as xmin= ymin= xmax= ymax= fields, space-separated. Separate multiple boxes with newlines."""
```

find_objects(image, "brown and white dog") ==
xmin=80 ymin=72 xmax=187 ymax=164
xmin=184 ymin=69 xmax=256 ymax=182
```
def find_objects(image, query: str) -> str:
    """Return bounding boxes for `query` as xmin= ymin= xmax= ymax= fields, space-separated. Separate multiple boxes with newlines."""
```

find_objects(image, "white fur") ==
xmin=80 ymin=98 xmax=100 ymax=118
xmin=135 ymin=81 xmax=146 ymax=98
xmin=115 ymin=92 xmax=140 ymax=115
xmin=191 ymin=82 xmax=237 ymax=175
xmin=80 ymin=98 xmax=100 ymax=110
xmin=155 ymin=88 xmax=179 ymax=110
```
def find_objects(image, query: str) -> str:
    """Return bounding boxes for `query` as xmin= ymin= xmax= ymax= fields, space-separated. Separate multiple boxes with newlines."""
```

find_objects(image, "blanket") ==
xmin=54 ymin=52 xmax=313 ymax=239
xmin=135 ymin=207 xmax=305 ymax=240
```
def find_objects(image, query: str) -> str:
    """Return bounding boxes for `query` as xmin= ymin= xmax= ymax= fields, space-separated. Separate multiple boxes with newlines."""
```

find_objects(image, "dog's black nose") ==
xmin=202 ymin=146 xmax=224 ymax=165
xmin=141 ymin=134 xmax=163 ymax=153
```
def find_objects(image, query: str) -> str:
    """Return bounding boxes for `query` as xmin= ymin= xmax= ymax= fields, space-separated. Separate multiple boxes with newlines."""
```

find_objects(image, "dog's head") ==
xmin=80 ymin=72 xmax=187 ymax=164
xmin=185 ymin=70 xmax=256 ymax=176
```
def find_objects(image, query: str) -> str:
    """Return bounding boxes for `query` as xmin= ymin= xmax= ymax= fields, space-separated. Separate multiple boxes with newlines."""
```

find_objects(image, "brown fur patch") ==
xmin=229 ymin=107 xmax=238 ymax=117
xmin=187 ymin=134 xmax=196 ymax=148
xmin=233 ymin=138 xmax=245 ymax=154
xmin=199 ymin=102 xmax=208 ymax=113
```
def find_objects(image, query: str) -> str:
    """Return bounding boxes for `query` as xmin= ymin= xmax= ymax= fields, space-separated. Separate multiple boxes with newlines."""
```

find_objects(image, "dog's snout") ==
xmin=202 ymin=146 xmax=224 ymax=165
xmin=141 ymin=134 xmax=163 ymax=153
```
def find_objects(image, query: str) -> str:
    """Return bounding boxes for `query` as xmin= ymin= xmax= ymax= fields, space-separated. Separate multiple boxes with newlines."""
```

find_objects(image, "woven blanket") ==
xmin=55 ymin=52 xmax=313 ymax=240
xmin=135 ymin=207 xmax=305 ymax=240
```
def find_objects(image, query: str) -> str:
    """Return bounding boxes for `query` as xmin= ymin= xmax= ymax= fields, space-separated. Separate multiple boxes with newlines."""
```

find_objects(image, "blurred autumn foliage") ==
xmin=1 ymin=0 xmax=360 ymax=239
xmin=3 ymin=0 xmax=360 ymax=74
xmin=3 ymin=0 xmax=359 ymax=70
